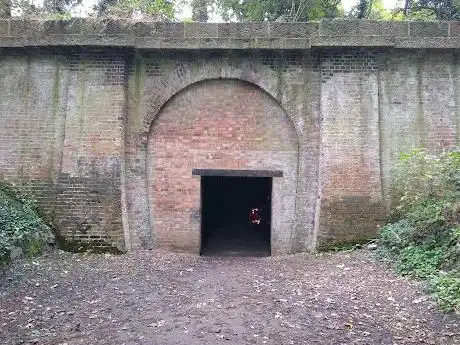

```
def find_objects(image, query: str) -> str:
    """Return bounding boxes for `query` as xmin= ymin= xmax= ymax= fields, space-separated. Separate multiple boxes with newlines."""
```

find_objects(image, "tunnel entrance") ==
xmin=200 ymin=175 xmax=272 ymax=256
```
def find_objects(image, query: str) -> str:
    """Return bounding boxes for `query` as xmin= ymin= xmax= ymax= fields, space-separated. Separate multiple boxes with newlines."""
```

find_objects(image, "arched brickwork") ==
xmin=147 ymin=79 xmax=299 ymax=253
xmin=139 ymin=58 xmax=298 ymax=138
xmin=123 ymin=53 xmax=319 ymax=254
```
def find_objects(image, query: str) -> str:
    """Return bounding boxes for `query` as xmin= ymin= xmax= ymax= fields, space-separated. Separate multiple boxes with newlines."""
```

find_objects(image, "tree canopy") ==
xmin=0 ymin=0 xmax=11 ymax=17
xmin=215 ymin=0 xmax=342 ymax=22
xmin=404 ymin=0 xmax=460 ymax=19
xmin=43 ymin=0 xmax=83 ymax=15
xmin=94 ymin=0 xmax=175 ymax=19
xmin=1 ymin=0 xmax=460 ymax=23
xmin=350 ymin=0 xmax=460 ymax=20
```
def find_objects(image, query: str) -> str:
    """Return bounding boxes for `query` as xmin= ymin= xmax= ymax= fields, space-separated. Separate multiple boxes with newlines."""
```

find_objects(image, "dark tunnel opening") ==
xmin=200 ymin=176 xmax=272 ymax=256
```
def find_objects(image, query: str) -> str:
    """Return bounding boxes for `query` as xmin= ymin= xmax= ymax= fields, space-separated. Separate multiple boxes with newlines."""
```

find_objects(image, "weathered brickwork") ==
xmin=317 ymin=49 xmax=384 ymax=246
xmin=1 ymin=21 xmax=460 ymax=254
xmin=379 ymin=50 xmax=460 ymax=208
xmin=148 ymin=80 xmax=298 ymax=254
xmin=124 ymin=51 xmax=319 ymax=254
xmin=0 ymin=48 xmax=125 ymax=250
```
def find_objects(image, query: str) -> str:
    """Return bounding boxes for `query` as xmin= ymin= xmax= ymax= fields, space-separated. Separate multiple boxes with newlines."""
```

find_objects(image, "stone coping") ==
xmin=0 ymin=19 xmax=459 ymax=49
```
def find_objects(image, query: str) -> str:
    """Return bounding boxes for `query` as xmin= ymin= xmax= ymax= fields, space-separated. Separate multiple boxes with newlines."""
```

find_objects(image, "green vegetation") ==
xmin=55 ymin=235 xmax=123 ymax=254
xmin=216 ymin=0 xmax=342 ymax=22
xmin=378 ymin=148 xmax=460 ymax=312
xmin=2 ymin=0 xmax=460 ymax=21
xmin=318 ymin=238 xmax=374 ymax=252
xmin=0 ymin=180 xmax=54 ymax=264
xmin=351 ymin=0 xmax=460 ymax=20
xmin=214 ymin=0 xmax=460 ymax=22
xmin=94 ymin=0 xmax=175 ymax=20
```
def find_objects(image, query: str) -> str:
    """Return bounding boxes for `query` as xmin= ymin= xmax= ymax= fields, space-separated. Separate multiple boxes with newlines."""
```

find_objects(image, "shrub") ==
xmin=0 ymin=181 xmax=54 ymax=264
xmin=430 ymin=272 xmax=460 ymax=312
xmin=379 ymin=147 xmax=460 ymax=312
xmin=396 ymin=244 xmax=445 ymax=279
xmin=378 ymin=219 xmax=413 ymax=254
xmin=391 ymin=148 xmax=460 ymax=217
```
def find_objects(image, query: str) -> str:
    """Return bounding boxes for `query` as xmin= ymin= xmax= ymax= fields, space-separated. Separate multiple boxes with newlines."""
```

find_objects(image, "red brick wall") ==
xmin=0 ymin=49 xmax=126 ymax=250
xmin=147 ymin=80 xmax=298 ymax=252
xmin=315 ymin=50 xmax=383 ymax=246
xmin=2 ymin=47 xmax=459 ymax=253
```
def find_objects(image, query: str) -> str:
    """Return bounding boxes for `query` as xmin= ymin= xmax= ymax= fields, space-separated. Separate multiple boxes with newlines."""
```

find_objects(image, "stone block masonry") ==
xmin=0 ymin=20 xmax=459 ymax=253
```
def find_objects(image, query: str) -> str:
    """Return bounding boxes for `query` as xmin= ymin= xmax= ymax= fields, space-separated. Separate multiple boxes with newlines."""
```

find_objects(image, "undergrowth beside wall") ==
xmin=378 ymin=148 xmax=460 ymax=312
xmin=0 ymin=180 xmax=54 ymax=264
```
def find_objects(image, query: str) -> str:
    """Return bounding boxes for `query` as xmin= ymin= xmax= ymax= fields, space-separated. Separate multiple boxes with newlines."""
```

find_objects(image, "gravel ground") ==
xmin=1 ymin=249 xmax=459 ymax=345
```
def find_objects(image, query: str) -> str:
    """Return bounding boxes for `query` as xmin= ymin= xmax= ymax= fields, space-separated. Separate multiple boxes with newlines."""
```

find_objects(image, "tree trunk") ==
xmin=192 ymin=0 xmax=208 ymax=22
xmin=356 ymin=0 xmax=369 ymax=18
xmin=0 ymin=0 xmax=11 ymax=18
xmin=403 ymin=0 xmax=410 ymax=16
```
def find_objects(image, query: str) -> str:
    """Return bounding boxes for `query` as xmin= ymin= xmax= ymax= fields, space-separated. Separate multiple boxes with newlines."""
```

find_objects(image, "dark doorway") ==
xmin=200 ymin=176 xmax=272 ymax=256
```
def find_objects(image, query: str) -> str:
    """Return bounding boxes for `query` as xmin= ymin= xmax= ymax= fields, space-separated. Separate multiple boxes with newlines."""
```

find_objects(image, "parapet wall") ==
xmin=1 ymin=19 xmax=460 ymax=49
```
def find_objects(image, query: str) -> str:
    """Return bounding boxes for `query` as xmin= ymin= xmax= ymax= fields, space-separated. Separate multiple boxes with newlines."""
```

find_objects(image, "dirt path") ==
xmin=1 ymin=249 xmax=459 ymax=345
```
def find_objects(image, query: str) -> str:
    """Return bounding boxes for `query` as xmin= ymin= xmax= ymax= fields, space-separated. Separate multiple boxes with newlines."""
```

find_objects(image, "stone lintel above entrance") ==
xmin=192 ymin=169 xmax=283 ymax=178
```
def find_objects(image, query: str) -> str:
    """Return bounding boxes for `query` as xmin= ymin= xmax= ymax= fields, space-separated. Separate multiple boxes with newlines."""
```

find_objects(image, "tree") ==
xmin=350 ymin=0 xmax=396 ymax=19
xmin=355 ymin=0 xmax=371 ymax=18
xmin=43 ymin=0 xmax=82 ymax=14
xmin=216 ymin=0 xmax=342 ymax=22
xmin=397 ymin=0 xmax=460 ymax=19
xmin=94 ymin=0 xmax=174 ymax=19
xmin=0 ymin=0 xmax=11 ymax=17
xmin=191 ymin=0 xmax=208 ymax=21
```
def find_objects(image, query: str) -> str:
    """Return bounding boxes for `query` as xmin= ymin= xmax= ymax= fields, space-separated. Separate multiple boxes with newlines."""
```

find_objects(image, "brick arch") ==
xmin=148 ymin=77 xmax=301 ymax=146
xmin=139 ymin=60 xmax=303 ymax=146
xmin=123 ymin=56 xmax=317 ymax=254
xmin=146 ymin=78 xmax=301 ymax=254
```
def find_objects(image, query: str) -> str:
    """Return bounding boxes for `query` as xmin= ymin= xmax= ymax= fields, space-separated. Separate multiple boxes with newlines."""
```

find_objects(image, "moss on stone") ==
xmin=317 ymin=237 xmax=374 ymax=252
xmin=55 ymin=234 xmax=123 ymax=254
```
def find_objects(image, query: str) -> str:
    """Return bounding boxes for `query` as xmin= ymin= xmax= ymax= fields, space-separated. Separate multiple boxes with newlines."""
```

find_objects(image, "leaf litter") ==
xmin=0 ymin=249 xmax=459 ymax=344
